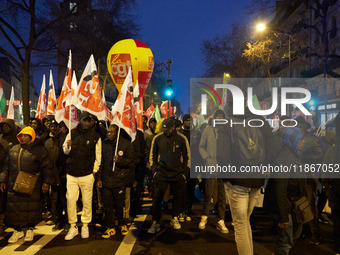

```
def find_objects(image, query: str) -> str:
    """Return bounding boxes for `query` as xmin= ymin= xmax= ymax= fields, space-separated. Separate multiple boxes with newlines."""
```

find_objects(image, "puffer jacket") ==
xmin=0 ymin=140 xmax=54 ymax=226
xmin=97 ymin=137 xmax=134 ymax=188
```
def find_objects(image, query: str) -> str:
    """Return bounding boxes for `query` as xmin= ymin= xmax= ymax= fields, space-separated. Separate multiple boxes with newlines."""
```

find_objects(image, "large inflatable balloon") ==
xmin=107 ymin=39 xmax=154 ymax=97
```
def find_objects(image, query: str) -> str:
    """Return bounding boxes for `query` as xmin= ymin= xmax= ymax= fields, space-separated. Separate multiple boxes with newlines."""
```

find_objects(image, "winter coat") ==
xmin=264 ymin=144 xmax=306 ymax=223
xmin=45 ymin=132 xmax=67 ymax=185
xmin=322 ymin=142 xmax=340 ymax=210
xmin=199 ymin=125 xmax=217 ymax=167
xmin=0 ymin=140 xmax=54 ymax=226
xmin=150 ymin=131 xmax=190 ymax=177
xmin=98 ymin=137 xmax=134 ymax=188
xmin=63 ymin=125 xmax=101 ymax=177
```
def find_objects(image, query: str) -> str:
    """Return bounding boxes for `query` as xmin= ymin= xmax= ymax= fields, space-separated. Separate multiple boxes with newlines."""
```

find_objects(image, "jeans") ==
xmin=332 ymin=209 xmax=340 ymax=253
xmin=225 ymin=181 xmax=261 ymax=255
xmin=272 ymin=214 xmax=302 ymax=255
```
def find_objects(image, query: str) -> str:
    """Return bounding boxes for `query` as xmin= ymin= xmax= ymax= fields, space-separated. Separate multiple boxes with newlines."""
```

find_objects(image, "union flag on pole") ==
xmin=102 ymin=90 xmax=114 ymax=122
xmin=160 ymin=101 xmax=168 ymax=118
xmin=55 ymin=50 xmax=77 ymax=129
xmin=144 ymin=103 xmax=155 ymax=119
xmin=134 ymin=81 xmax=143 ymax=131
xmin=47 ymin=70 xmax=57 ymax=115
xmin=112 ymin=67 xmax=136 ymax=141
xmin=36 ymin=75 xmax=47 ymax=120
xmin=75 ymin=55 xmax=105 ymax=120
xmin=6 ymin=87 xmax=14 ymax=119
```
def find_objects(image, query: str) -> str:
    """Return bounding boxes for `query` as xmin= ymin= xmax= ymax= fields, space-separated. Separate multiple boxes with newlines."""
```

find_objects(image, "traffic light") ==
xmin=165 ymin=79 xmax=173 ymax=98
xmin=308 ymin=88 xmax=318 ymax=110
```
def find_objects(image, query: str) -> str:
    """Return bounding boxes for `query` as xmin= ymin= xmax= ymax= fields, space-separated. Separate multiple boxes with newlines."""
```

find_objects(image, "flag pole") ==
xmin=112 ymin=68 xmax=130 ymax=172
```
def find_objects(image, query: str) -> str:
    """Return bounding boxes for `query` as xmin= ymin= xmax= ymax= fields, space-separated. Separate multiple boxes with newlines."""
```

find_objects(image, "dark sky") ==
xmin=135 ymin=0 xmax=252 ymax=113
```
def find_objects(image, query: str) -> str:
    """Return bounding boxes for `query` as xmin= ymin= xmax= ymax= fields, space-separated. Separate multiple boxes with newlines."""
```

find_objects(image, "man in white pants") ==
xmin=63 ymin=111 xmax=102 ymax=240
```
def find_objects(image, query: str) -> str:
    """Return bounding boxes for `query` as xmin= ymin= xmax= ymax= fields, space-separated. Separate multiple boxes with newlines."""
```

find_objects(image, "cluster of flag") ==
xmin=143 ymin=100 xmax=176 ymax=122
xmin=33 ymin=50 xmax=143 ymax=142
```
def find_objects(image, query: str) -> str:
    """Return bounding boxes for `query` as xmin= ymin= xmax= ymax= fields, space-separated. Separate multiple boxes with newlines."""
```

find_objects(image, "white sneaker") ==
xmin=8 ymin=230 xmax=24 ymax=243
xmin=217 ymin=219 xmax=229 ymax=234
xmin=65 ymin=225 xmax=79 ymax=240
xmin=24 ymin=228 xmax=34 ymax=242
xmin=198 ymin=215 xmax=208 ymax=229
xmin=81 ymin=225 xmax=89 ymax=239
xmin=170 ymin=217 xmax=181 ymax=230
xmin=147 ymin=221 xmax=161 ymax=234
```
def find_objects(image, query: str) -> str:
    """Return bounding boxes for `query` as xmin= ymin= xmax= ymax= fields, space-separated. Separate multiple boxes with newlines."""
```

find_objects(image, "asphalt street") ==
xmin=0 ymin=195 xmax=335 ymax=255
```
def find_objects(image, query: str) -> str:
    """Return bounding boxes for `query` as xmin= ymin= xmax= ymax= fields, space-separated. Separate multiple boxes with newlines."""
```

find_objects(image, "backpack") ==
xmin=231 ymin=118 xmax=265 ymax=166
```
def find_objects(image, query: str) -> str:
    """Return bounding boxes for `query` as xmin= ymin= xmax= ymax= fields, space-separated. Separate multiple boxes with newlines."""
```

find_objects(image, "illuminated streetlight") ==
xmin=225 ymin=73 xmax=230 ymax=78
xmin=256 ymin=23 xmax=266 ymax=32
xmin=154 ymin=91 xmax=157 ymax=95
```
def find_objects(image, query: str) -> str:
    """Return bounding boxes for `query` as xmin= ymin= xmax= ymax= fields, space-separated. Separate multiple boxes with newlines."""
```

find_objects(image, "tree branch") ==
xmin=0 ymin=26 xmax=25 ymax=63
xmin=0 ymin=47 xmax=24 ymax=71
xmin=0 ymin=17 xmax=28 ymax=48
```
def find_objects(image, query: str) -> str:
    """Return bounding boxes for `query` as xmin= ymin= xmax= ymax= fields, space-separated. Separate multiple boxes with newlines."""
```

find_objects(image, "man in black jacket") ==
xmin=97 ymin=124 xmax=134 ymax=237
xmin=148 ymin=118 xmax=190 ymax=233
xmin=63 ymin=111 xmax=102 ymax=240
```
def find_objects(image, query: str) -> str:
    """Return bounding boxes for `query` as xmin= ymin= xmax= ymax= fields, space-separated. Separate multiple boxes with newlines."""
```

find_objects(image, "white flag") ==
xmin=6 ymin=87 xmax=14 ymax=119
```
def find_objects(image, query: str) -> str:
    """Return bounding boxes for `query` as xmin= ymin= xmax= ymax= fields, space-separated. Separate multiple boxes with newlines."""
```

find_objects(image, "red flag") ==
xmin=144 ymin=104 xmax=155 ymax=119
xmin=55 ymin=51 xmax=78 ymax=129
xmin=102 ymin=90 xmax=114 ymax=121
xmin=76 ymin=55 xmax=105 ymax=120
xmin=36 ymin=75 xmax=47 ymax=120
xmin=160 ymin=101 xmax=168 ymax=118
xmin=112 ymin=68 xmax=136 ymax=141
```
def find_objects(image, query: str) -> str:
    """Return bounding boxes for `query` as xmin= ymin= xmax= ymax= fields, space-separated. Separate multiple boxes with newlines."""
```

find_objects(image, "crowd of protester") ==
xmin=0 ymin=109 xmax=340 ymax=255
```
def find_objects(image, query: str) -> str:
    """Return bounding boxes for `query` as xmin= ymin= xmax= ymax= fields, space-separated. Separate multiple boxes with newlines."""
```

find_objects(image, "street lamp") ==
xmin=160 ymin=59 xmax=173 ymax=117
xmin=256 ymin=23 xmax=293 ymax=115
xmin=256 ymin=23 xmax=292 ymax=80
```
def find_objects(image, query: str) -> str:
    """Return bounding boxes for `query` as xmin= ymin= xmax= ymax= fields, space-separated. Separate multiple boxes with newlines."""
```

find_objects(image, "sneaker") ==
xmin=24 ymin=228 xmax=34 ymax=242
xmin=178 ymin=213 xmax=185 ymax=223
xmin=148 ymin=221 xmax=161 ymax=234
xmin=65 ymin=225 xmax=79 ymax=240
xmin=198 ymin=215 xmax=208 ymax=229
xmin=217 ymin=219 xmax=229 ymax=234
xmin=185 ymin=215 xmax=192 ymax=222
xmin=121 ymin=225 xmax=128 ymax=236
xmin=8 ymin=230 xmax=24 ymax=243
xmin=101 ymin=228 xmax=116 ymax=238
xmin=170 ymin=217 xmax=181 ymax=230
xmin=81 ymin=225 xmax=89 ymax=239
xmin=46 ymin=219 xmax=55 ymax=225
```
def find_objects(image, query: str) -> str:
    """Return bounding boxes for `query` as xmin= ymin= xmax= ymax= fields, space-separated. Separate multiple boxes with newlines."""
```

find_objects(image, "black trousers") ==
xmin=152 ymin=173 xmax=185 ymax=222
xmin=52 ymin=177 xmax=67 ymax=223
xmin=332 ymin=209 xmax=340 ymax=253
xmin=102 ymin=186 xmax=126 ymax=228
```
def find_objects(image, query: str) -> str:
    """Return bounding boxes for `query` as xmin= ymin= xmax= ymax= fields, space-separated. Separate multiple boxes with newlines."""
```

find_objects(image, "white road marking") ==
xmin=115 ymin=196 xmax=151 ymax=255
xmin=0 ymin=221 xmax=62 ymax=255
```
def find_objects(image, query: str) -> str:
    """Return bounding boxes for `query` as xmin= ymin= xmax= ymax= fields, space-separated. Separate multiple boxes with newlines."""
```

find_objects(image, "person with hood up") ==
xmin=264 ymin=127 xmax=306 ymax=255
xmin=0 ymin=126 xmax=54 ymax=243
xmin=147 ymin=118 xmax=190 ymax=233
xmin=0 ymin=119 xmax=19 ymax=233
xmin=198 ymin=109 xmax=229 ymax=234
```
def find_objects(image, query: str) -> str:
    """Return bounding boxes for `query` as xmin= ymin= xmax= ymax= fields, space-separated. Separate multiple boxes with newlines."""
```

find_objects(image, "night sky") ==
xmin=135 ymin=0 xmax=251 ymax=113
xmin=32 ymin=0 xmax=252 ymax=114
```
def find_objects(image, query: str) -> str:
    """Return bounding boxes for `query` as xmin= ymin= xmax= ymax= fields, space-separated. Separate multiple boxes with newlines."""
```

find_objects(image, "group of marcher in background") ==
xmin=0 ymin=108 xmax=340 ymax=255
